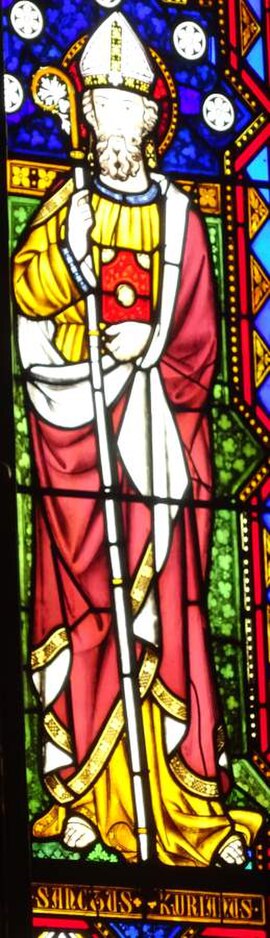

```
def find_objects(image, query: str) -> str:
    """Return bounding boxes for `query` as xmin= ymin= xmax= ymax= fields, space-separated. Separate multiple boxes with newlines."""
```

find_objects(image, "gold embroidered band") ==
xmin=170 ymin=753 xmax=219 ymax=799
xmin=46 ymin=648 xmax=158 ymax=802
xmin=84 ymin=74 xmax=151 ymax=95
xmin=139 ymin=647 xmax=158 ymax=696
xmin=32 ymin=542 xmax=154 ymax=674
xmin=131 ymin=542 xmax=154 ymax=615
xmin=110 ymin=21 xmax=122 ymax=74
xmin=44 ymin=711 xmax=73 ymax=754
xmin=152 ymin=677 xmax=187 ymax=721
xmin=31 ymin=627 xmax=69 ymax=670
xmin=31 ymin=178 xmax=73 ymax=227
xmin=45 ymin=773 xmax=74 ymax=804
xmin=69 ymin=648 xmax=158 ymax=796
xmin=36 ymin=533 xmax=188 ymax=802
xmin=69 ymin=699 xmax=124 ymax=796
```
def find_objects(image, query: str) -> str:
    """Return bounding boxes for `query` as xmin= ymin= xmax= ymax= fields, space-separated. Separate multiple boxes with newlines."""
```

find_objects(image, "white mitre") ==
xmin=80 ymin=12 xmax=154 ymax=95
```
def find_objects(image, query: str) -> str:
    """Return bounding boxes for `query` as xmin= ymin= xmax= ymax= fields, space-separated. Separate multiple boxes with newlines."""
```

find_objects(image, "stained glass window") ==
xmin=1 ymin=0 xmax=270 ymax=935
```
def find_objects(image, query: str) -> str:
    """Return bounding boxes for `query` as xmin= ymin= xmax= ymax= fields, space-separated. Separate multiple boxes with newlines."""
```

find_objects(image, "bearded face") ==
xmin=96 ymin=133 xmax=142 ymax=181
xmin=82 ymin=88 xmax=158 ymax=182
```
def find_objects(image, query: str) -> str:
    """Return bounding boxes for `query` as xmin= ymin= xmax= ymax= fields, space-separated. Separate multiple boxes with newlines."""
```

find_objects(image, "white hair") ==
xmin=141 ymin=97 xmax=159 ymax=135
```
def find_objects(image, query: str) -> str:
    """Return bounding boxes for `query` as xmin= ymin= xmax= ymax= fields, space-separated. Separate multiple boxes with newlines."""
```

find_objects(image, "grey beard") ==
xmin=96 ymin=134 xmax=142 ymax=181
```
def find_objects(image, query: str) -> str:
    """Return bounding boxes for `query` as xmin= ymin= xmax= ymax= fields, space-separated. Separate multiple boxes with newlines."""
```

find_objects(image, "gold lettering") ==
xmin=92 ymin=889 xmax=105 ymax=913
xmin=70 ymin=887 xmax=78 ymax=911
xmin=159 ymin=891 xmax=173 ymax=916
xmin=105 ymin=888 xmax=119 ymax=914
xmin=34 ymin=886 xmax=50 ymax=909
xmin=32 ymin=884 xmax=257 ymax=928
xmin=185 ymin=894 xmax=200 ymax=919
xmin=89 ymin=897 xmax=98 ymax=913
xmin=239 ymin=897 xmax=253 ymax=920
xmin=205 ymin=895 xmax=220 ymax=919
xmin=199 ymin=894 xmax=205 ymax=918
xmin=223 ymin=896 xmax=239 ymax=920
xmin=51 ymin=887 xmax=64 ymax=910
xmin=77 ymin=888 xmax=89 ymax=912
xmin=66 ymin=886 xmax=77 ymax=911
xmin=173 ymin=892 xmax=186 ymax=917
xmin=119 ymin=890 xmax=133 ymax=915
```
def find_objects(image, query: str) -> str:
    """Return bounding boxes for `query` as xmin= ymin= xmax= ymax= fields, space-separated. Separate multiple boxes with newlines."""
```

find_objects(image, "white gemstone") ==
xmin=109 ymin=69 xmax=123 ymax=86
xmin=173 ymin=21 xmax=207 ymax=60
xmin=4 ymin=73 xmax=24 ymax=113
xmin=202 ymin=93 xmax=235 ymax=132
xmin=10 ymin=1 xmax=43 ymax=39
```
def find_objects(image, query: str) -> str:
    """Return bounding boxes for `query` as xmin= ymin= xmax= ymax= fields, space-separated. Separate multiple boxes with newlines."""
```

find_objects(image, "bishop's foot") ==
xmin=216 ymin=835 xmax=246 ymax=866
xmin=63 ymin=814 xmax=97 ymax=849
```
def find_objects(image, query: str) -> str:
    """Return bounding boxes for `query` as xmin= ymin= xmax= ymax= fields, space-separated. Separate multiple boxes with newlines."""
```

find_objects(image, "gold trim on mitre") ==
xmin=80 ymin=12 xmax=154 ymax=96
xmin=170 ymin=753 xmax=219 ymax=799
xmin=31 ymin=626 xmax=70 ymax=671
xmin=84 ymin=74 xmax=151 ymax=94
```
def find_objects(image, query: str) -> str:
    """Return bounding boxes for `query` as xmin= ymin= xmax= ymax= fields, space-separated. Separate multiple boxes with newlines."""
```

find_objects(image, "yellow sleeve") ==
xmin=13 ymin=205 xmax=81 ymax=319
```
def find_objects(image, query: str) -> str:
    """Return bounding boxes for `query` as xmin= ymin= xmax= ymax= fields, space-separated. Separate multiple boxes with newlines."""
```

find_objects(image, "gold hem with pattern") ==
xmin=31 ymin=538 xmax=154 ymax=674
xmin=38 ymin=699 xmax=262 ymax=866
xmin=152 ymin=676 xmax=187 ymax=721
xmin=31 ymin=626 xmax=69 ymax=670
xmin=45 ymin=646 xmax=158 ymax=803
xmin=170 ymin=752 xmax=219 ymax=799
xmin=44 ymin=710 xmax=72 ymax=755
xmin=72 ymin=699 xmax=263 ymax=865
xmin=130 ymin=542 xmax=154 ymax=615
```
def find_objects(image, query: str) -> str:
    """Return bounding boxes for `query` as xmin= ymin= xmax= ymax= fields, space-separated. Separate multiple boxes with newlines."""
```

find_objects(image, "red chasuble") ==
xmin=28 ymin=205 xmax=222 ymax=785
xmin=16 ymin=184 xmax=262 ymax=866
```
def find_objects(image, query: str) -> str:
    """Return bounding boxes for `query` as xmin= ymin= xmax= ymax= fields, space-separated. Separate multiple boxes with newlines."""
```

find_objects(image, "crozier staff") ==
xmin=14 ymin=12 xmax=262 ymax=864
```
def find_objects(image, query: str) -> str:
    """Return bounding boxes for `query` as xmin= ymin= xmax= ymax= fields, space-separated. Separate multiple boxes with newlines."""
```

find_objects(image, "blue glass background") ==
xmin=109 ymin=923 xmax=185 ymax=938
xmin=2 ymin=0 xmax=257 ymax=174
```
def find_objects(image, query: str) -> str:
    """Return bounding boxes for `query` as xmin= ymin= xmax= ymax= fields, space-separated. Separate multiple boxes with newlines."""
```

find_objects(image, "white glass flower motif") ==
xmin=40 ymin=932 xmax=81 ymax=938
xmin=173 ymin=21 xmax=206 ymax=60
xmin=4 ymin=74 xmax=24 ymax=113
xmin=202 ymin=93 xmax=235 ymax=132
xmin=94 ymin=0 xmax=121 ymax=7
xmin=10 ymin=1 xmax=43 ymax=40
xmin=37 ymin=75 xmax=71 ymax=134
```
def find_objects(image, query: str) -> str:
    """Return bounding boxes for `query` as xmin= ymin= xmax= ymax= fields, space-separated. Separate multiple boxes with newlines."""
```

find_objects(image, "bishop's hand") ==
xmin=104 ymin=321 xmax=152 ymax=362
xmin=68 ymin=190 xmax=93 ymax=262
